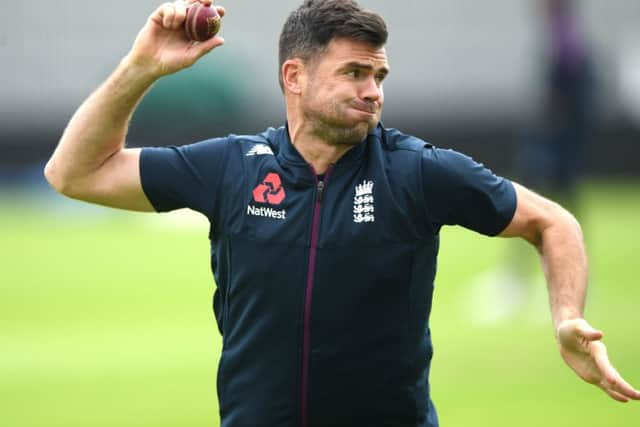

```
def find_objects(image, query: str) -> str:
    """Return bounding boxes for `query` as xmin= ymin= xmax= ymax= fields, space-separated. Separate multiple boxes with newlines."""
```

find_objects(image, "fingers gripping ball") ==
xmin=184 ymin=4 xmax=221 ymax=41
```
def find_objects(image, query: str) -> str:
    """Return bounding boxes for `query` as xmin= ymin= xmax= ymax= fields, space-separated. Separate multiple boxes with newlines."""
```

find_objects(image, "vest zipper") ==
xmin=301 ymin=168 xmax=332 ymax=427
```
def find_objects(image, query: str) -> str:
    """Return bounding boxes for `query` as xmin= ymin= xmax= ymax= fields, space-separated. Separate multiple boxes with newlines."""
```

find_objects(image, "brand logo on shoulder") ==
xmin=353 ymin=180 xmax=375 ymax=223
xmin=247 ymin=172 xmax=287 ymax=220
xmin=246 ymin=144 xmax=274 ymax=157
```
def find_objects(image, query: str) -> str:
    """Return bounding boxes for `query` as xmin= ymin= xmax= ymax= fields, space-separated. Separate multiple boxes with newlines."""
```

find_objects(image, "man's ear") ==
xmin=282 ymin=59 xmax=305 ymax=95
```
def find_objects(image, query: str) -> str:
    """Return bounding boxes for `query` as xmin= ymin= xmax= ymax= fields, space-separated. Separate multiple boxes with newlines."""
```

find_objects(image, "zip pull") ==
xmin=316 ymin=180 xmax=325 ymax=203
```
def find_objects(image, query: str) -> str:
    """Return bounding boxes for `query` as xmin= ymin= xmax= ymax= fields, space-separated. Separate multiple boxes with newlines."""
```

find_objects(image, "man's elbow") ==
xmin=559 ymin=205 xmax=584 ymax=240
xmin=541 ymin=202 xmax=584 ymax=247
xmin=44 ymin=159 xmax=78 ymax=198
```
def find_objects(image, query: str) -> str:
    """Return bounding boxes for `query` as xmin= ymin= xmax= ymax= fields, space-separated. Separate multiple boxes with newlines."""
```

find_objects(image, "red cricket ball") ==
xmin=184 ymin=3 xmax=222 ymax=42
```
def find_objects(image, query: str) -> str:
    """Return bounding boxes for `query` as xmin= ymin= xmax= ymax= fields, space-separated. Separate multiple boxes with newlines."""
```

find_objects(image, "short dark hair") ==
xmin=278 ymin=0 xmax=388 ymax=90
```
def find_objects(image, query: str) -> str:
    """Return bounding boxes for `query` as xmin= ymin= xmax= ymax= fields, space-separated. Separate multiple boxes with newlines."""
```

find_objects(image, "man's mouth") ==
xmin=352 ymin=100 xmax=379 ymax=114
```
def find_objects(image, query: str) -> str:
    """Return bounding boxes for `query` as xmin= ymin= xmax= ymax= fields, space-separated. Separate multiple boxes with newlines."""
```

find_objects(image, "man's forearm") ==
xmin=45 ymin=56 xmax=158 ymax=194
xmin=537 ymin=207 xmax=588 ymax=332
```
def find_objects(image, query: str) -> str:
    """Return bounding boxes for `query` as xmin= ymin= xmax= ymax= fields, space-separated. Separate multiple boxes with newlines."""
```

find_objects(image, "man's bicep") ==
xmin=138 ymin=139 xmax=231 ymax=215
xmin=498 ymin=182 xmax=558 ymax=244
xmin=422 ymin=147 xmax=517 ymax=236
xmin=81 ymin=148 xmax=155 ymax=212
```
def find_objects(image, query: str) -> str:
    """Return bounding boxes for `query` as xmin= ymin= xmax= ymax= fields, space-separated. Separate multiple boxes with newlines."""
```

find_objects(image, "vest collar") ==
xmin=270 ymin=122 xmax=383 ymax=173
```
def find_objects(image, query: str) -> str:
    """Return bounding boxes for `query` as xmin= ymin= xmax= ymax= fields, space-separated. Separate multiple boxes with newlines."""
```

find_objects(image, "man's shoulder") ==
xmin=221 ymin=126 xmax=286 ymax=157
xmin=376 ymin=125 xmax=433 ymax=153
xmin=376 ymin=125 xmax=473 ymax=166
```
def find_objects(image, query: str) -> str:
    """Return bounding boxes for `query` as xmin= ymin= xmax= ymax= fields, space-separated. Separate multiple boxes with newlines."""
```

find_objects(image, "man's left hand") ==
xmin=557 ymin=318 xmax=640 ymax=402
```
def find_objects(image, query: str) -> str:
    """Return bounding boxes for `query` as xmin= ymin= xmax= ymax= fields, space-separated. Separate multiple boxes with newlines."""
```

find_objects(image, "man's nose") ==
xmin=361 ymin=76 xmax=382 ymax=102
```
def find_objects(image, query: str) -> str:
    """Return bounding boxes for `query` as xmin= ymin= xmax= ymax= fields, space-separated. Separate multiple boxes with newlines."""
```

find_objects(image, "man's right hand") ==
xmin=126 ymin=0 xmax=226 ymax=78
xmin=45 ymin=1 xmax=226 ymax=211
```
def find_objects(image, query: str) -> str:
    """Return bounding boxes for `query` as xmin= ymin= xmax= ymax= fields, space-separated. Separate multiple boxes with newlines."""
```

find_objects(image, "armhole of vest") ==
xmin=207 ymin=135 xmax=235 ymax=237
xmin=383 ymin=130 xmax=438 ymax=236
xmin=418 ymin=144 xmax=438 ymax=236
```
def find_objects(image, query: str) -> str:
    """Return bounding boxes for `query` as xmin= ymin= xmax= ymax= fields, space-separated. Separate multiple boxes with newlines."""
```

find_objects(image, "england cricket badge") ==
xmin=353 ymin=180 xmax=375 ymax=223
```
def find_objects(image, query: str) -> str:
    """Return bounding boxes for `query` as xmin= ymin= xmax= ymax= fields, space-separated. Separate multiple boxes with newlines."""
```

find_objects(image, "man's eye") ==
xmin=347 ymin=69 xmax=360 ymax=78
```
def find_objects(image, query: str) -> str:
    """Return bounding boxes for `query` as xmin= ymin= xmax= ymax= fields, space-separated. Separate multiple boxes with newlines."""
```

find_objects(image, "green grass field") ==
xmin=1 ymin=180 xmax=639 ymax=426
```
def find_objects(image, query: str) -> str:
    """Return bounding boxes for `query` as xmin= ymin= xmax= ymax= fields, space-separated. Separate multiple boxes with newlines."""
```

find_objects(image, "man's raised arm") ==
xmin=44 ymin=0 xmax=225 ymax=211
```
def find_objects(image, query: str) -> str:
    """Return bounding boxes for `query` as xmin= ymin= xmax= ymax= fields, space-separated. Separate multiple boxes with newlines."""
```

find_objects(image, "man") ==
xmin=44 ymin=0 xmax=639 ymax=426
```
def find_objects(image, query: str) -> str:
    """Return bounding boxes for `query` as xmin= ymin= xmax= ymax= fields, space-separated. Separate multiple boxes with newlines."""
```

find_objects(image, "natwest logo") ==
xmin=248 ymin=173 xmax=287 ymax=221
xmin=253 ymin=173 xmax=286 ymax=205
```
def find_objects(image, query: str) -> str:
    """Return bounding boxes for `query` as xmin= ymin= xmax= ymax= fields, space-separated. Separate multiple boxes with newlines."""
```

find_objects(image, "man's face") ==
xmin=300 ymin=38 xmax=389 ymax=146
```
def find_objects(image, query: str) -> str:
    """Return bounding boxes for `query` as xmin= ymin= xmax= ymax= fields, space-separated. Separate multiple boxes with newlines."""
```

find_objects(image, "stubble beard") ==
xmin=304 ymin=101 xmax=379 ymax=148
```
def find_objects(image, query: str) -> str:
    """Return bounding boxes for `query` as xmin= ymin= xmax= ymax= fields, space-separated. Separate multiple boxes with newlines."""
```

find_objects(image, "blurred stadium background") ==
xmin=1 ymin=0 xmax=639 ymax=426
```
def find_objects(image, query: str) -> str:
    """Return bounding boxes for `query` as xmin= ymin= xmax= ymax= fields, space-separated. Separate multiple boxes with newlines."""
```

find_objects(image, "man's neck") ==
xmin=287 ymin=120 xmax=354 ymax=175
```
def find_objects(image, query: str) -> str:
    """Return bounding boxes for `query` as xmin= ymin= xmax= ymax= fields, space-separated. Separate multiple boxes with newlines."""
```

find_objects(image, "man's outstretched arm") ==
xmin=500 ymin=182 xmax=640 ymax=402
xmin=44 ymin=0 xmax=225 ymax=211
